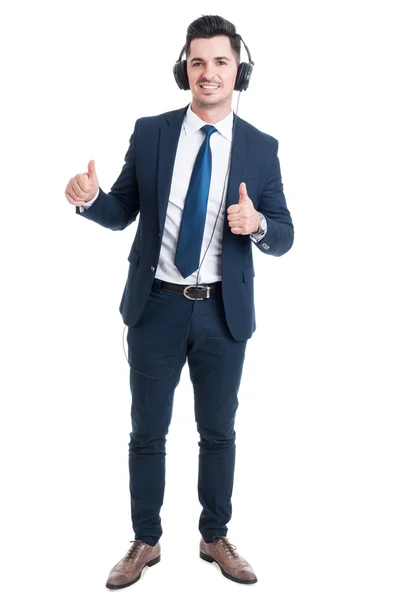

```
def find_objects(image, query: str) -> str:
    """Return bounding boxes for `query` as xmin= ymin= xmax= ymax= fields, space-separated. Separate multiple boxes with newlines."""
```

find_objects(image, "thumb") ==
xmin=239 ymin=182 xmax=248 ymax=202
xmin=87 ymin=159 xmax=96 ymax=179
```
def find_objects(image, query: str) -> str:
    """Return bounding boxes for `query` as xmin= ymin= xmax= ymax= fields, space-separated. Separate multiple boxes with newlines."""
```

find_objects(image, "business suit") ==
xmin=76 ymin=102 xmax=294 ymax=341
xmin=76 ymin=102 xmax=293 ymax=546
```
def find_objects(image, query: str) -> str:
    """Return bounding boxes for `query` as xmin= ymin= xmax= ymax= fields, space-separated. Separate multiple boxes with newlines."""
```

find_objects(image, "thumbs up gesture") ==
xmin=65 ymin=159 xmax=99 ymax=207
xmin=227 ymin=182 xmax=260 ymax=235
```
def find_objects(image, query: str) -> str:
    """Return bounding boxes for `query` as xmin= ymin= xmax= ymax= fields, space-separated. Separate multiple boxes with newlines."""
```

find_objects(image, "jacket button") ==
xmin=151 ymin=266 xmax=155 ymax=272
xmin=261 ymin=242 xmax=270 ymax=250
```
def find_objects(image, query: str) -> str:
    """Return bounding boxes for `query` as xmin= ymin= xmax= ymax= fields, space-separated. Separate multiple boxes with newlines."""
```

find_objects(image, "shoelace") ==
xmin=126 ymin=539 xmax=146 ymax=560
xmin=213 ymin=535 xmax=239 ymax=558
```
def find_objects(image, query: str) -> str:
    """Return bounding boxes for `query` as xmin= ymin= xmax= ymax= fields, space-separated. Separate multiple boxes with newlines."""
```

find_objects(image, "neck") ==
xmin=190 ymin=97 xmax=232 ymax=124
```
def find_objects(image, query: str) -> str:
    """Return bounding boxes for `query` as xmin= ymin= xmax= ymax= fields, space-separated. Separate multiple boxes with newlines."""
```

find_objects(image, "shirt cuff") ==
xmin=79 ymin=188 xmax=100 ymax=212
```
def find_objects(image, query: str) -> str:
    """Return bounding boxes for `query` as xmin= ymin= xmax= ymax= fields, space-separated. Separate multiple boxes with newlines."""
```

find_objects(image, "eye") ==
xmin=192 ymin=61 xmax=227 ymax=66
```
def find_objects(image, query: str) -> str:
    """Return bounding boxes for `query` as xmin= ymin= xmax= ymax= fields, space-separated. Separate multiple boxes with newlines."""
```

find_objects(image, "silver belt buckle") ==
xmin=183 ymin=284 xmax=210 ymax=300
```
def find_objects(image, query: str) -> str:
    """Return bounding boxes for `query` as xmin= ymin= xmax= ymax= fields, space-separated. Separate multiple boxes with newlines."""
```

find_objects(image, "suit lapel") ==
xmin=157 ymin=104 xmax=189 ymax=233
xmin=224 ymin=113 xmax=248 ymax=213
xmin=222 ymin=114 xmax=249 ymax=252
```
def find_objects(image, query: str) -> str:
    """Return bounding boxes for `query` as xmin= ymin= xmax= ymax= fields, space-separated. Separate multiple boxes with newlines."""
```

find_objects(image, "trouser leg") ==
xmin=126 ymin=284 xmax=192 ymax=545
xmin=187 ymin=294 xmax=247 ymax=542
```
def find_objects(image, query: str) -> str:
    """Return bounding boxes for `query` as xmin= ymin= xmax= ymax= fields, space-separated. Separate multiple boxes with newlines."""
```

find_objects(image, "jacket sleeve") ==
xmin=75 ymin=120 xmax=141 ymax=231
xmin=251 ymin=140 xmax=294 ymax=256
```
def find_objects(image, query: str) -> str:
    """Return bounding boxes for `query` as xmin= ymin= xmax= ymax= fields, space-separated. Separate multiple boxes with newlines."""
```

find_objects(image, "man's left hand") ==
xmin=227 ymin=182 xmax=260 ymax=235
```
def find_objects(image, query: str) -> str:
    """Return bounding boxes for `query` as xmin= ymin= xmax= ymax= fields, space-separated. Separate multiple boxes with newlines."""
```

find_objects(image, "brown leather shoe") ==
xmin=105 ymin=539 xmax=161 ymax=589
xmin=200 ymin=536 xmax=258 ymax=584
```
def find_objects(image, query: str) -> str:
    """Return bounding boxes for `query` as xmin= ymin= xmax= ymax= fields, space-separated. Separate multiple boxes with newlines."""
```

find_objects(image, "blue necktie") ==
xmin=174 ymin=124 xmax=218 ymax=278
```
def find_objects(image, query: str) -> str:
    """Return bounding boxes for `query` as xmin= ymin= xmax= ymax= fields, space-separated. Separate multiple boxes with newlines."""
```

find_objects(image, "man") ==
xmin=65 ymin=14 xmax=293 ymax=588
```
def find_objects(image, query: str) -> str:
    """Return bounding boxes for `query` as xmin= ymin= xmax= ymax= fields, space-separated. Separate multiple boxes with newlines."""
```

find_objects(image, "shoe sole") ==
xmin=105 ymin=554 xmax=161 ymax=589
xmin=199 ymin=551 xmax=257 ymax=584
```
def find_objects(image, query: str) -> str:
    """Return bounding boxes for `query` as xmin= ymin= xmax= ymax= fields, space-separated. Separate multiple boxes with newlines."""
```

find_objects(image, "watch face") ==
xmin=260 ymin=216 xmax=266 ymax=232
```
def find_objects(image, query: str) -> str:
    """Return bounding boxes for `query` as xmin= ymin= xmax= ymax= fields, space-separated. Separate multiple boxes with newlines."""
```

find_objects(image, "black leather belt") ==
xmin=153 ymin=278 xmax=221 ymax=300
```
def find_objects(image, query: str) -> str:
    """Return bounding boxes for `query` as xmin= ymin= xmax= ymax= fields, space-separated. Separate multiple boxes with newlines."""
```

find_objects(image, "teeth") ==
xmin=201 ymin=85 xmax=219 ymax=89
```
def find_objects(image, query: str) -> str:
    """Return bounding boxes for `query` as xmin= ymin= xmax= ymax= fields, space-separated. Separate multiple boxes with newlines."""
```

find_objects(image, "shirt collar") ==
xmin=183 ymin=102 xmax=234 ymax=141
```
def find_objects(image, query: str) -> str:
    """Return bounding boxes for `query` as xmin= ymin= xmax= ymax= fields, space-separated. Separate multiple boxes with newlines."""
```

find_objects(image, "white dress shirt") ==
xmin=79 ymin=103 xmax=267 ymax=283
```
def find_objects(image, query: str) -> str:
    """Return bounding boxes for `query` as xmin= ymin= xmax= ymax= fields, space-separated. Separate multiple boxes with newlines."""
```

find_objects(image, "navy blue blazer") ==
xmin=76 ymin=103 xmax=294 ymax=341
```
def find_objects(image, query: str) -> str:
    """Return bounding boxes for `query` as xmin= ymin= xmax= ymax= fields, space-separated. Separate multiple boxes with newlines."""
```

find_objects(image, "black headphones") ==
xmin=173 ymin=34 xmax=254 ymax=92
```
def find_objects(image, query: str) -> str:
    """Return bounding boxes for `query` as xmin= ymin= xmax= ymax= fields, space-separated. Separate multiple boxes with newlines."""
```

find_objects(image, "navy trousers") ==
xmin=126 ymin=278 xmax=247 ymax=545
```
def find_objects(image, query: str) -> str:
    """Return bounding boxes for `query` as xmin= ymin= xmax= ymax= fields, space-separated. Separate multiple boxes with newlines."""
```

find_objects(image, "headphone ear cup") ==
xmin=234 ymin=62 xmax=253 ymax=91
xmin=180 ymin=59 xmax=190 ymax=90
xmin=173 ymin=59 xmax=190 ymax=90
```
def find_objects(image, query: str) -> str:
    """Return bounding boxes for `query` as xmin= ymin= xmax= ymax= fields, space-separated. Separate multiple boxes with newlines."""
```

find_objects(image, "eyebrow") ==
xmin=190 ymin=56 xmax=231 ymax=63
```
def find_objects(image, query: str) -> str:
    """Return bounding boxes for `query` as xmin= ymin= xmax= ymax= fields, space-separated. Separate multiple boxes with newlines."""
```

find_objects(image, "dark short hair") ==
xmin=185 ymin=15 xmax=241 ymax=66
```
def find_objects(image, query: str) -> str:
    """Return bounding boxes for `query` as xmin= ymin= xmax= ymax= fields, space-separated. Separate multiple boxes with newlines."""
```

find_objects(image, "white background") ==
xmin=1 ymin=1 xmax=397 ymax=598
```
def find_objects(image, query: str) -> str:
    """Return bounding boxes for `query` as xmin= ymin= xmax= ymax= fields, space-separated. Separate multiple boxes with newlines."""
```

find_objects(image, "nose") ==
xmin=201 ymin=63 xmax=218 ymax=82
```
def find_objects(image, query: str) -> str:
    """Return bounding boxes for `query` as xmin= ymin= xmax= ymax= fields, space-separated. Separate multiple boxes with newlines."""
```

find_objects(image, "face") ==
xmin=186 ymin=35 xmax=239 ymax=110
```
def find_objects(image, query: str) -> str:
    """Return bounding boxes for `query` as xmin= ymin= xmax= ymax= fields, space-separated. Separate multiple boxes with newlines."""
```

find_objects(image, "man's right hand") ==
xmin=65 ymin=159 xmax=99 ymax=207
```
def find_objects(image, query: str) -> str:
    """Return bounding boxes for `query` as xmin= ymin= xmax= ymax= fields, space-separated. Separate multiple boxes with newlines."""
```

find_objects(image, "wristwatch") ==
xmin=251 ymin=213 xmax=267 ymax=241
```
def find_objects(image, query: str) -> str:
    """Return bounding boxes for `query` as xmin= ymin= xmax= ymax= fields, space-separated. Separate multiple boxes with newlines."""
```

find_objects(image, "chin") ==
xmin=196 ymin=97 xmax=219 ymax=105
xmin=193 ymin=93 xmax=227 ymax=107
